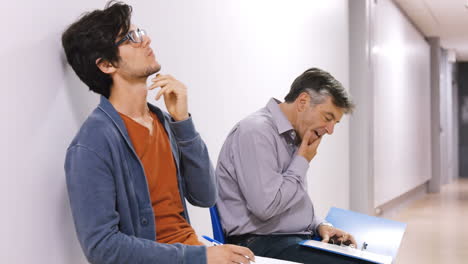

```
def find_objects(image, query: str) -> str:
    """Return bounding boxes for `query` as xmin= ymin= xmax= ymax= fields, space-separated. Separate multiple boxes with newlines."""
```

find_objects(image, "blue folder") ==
xmin=299 ymin=207 xmax=406 ymax=264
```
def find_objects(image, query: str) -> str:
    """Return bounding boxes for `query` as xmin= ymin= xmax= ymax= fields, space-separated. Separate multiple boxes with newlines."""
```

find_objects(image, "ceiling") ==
xmin=393 ymin=0 xmax=468 ymax=61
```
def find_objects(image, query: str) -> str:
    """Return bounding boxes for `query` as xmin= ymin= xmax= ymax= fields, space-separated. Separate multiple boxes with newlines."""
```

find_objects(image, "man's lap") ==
xmin=227 ymin=234 xmax=368 ymax=264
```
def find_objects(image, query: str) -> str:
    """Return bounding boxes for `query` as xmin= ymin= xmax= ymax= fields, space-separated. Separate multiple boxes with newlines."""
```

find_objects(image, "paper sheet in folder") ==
xmin=299 ymin=207 xmax=406 ymax=264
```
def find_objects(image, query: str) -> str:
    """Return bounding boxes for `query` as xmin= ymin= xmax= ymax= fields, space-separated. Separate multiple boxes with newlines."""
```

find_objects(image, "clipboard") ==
xmin=299 ymin=207 xmax=406 ymax=264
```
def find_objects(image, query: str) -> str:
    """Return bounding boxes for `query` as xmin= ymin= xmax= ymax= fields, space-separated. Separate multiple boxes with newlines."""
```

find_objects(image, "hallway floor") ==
xmin=391 ymin=178 xmax=468 ymax=264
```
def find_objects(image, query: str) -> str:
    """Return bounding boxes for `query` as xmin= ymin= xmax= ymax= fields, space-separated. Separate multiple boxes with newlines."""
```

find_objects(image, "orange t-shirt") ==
xmin=119 ymin=111 xmax=203 ymax=245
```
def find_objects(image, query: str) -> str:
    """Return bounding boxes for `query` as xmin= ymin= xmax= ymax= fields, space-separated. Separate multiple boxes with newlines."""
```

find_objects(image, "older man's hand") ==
xmin=318 ymin=224 xmax=357 ymax=247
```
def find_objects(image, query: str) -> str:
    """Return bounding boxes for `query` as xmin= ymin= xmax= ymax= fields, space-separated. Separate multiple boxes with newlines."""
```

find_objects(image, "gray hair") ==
xmin=284 ymin=68 xmax=355 ymax=113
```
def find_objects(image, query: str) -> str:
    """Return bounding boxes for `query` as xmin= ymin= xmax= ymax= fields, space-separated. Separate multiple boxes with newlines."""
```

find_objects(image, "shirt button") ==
xmin=290 ymin=131 xmax=296 ymax=138
xmin=141 ymin=217 xmax=148 ymax=226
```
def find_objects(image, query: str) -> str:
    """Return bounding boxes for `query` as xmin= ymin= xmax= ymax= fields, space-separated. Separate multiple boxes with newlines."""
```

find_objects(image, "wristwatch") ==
xmin=319 ymin=221 xmax=334 ymax=228
xmin=315 ymin=221 xmax=334 ymax=236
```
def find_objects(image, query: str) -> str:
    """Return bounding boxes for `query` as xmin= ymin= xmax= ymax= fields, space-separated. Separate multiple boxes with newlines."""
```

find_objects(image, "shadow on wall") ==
xmin=60 ymin=50 xmax=99 ymax=125
xmin=58 ymin=50 xmax=97 ymax=263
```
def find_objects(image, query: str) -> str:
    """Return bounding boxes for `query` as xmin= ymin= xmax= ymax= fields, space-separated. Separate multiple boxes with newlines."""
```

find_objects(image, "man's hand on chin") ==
xmin=149 ymin=74 xmax=189 ymax=121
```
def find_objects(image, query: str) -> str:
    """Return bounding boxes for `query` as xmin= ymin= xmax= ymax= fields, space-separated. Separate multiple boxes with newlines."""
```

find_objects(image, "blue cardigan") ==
xmin=65 ymin=96 xmax=217 ymax=264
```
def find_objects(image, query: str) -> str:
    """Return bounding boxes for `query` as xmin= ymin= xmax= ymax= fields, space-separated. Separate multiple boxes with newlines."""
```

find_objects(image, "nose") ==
xmin=326 ymin=123 xmax=335 ymax=135
xmin=141 ymin=34 xmax=151 ymax=47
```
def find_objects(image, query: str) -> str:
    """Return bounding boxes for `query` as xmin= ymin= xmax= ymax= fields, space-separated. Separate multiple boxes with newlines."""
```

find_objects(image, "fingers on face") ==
xmin=152 ymin=74 xmax=174 ymax=82
xmin=310 ymin=137 xmax=322 ymax=147
xmin=304 ymin=128 xmax=322 ymax=147
xmin=301 ymin=130 xmax=312 ymax=146
xmin=149 ymin=74 xmax=172 ymax=89
xmin=155 ymin=88 xmax=164 ymax=100
xmin=149 ymin=79 xmax=169 ymax=90
xmin=155 ymin=86 xmax=175 ymax=100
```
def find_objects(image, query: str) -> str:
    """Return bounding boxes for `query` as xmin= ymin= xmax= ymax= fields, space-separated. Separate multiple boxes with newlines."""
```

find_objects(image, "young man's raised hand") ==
xmin=149 ymin=74 xmax=189 ymax=121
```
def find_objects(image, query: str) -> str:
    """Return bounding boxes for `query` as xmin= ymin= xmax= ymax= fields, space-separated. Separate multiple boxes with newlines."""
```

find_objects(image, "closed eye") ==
xmin=324 ymin=112 xmax=335 ymax=122
xmin=324 ymin=115 xmax=333 ymax=122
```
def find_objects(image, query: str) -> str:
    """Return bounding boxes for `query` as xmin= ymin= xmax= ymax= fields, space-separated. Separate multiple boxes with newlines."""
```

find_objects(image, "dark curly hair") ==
xmin=62 ymin=1 xmax=132 ymax=98
xmin=284 ymin=68 xmax=355 ymax=113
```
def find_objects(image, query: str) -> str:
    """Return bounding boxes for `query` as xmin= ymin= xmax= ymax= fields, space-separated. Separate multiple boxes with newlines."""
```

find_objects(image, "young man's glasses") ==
xmin=115 ymin=28 xmax=147 ymax=47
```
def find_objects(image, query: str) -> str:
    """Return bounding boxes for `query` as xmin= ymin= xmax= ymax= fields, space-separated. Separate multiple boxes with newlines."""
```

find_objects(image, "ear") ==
xmin=96 ymin=58 xmax=117 ymax=74
xmin=296 ymin=92 xmax=310 ymax=112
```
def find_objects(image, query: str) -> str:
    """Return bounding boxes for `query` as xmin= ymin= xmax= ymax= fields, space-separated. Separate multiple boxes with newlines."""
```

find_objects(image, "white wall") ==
xmin=132 ymin=0 xmax=351 ymax=242
xmin=1 ymin=0 xmax=350 ymax=263
xmin=371 ymin=0 xmax=431 ymax=207
xmin=439 ymin=51 xmax=457 ymax=184
xmin=1 ymin=1 xmax=103 ymax=263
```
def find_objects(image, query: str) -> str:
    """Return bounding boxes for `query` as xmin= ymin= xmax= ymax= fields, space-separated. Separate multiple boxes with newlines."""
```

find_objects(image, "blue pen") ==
xmin=202 ymin=235 xmax=223 ymax=245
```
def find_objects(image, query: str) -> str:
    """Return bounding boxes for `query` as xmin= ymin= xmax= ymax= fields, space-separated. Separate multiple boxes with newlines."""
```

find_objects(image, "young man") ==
xmin=63 ymin=2 xmax=254 ymax=264
xmin=216 ymin=68 xmax=362 ymax=264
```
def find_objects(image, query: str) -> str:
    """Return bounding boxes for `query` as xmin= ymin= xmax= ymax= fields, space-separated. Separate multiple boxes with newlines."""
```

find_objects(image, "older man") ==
xmin=216 ymin=68 xmax=360 ymax=264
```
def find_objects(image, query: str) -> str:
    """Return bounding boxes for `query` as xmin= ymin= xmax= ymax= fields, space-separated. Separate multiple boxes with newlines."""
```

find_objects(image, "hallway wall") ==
xmin=0 ymin=0 xmax=351 ymax=263
xmin=372 ymin=0 xmax=431 ymax=207
xmin=349 ymin=0 xmax=432 ymax=213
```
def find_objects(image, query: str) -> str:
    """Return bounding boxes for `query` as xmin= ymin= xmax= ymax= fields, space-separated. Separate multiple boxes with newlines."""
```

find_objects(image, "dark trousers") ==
xmin=226 ymin=234 xmax=370 ymax=264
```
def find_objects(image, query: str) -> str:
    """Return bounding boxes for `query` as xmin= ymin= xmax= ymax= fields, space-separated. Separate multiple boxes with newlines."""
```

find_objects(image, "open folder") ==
xmin=299 ymin=207 xmax=406 ymax=264
xmin=254 ymin=256 xmax=303 ymax=264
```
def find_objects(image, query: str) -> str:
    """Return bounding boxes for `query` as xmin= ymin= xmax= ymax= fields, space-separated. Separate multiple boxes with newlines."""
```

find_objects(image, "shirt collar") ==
xmin=266 ymin=98 xmax=295 ymax=135
xmin=97 ymin=95 xmax=166 ymax=141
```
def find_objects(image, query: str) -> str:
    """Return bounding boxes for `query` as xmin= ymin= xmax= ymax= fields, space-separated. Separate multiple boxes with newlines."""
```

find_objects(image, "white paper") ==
xmin=253 ymin=256 xmax=303 ymax=264
xmin=300 ymin=240 xmax=392 ymax=264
